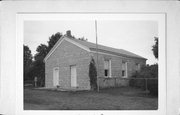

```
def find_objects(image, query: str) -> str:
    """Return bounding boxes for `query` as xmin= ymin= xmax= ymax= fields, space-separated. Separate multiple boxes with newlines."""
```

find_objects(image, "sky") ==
xmin=24 ymin=20 xmax=158 ymax=65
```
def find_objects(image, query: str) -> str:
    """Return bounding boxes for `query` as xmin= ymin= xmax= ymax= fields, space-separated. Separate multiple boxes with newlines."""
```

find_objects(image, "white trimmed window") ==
xmin=104 ymin=60 xmax=111 ymax=77
xmin=135 ymin=63 xmax=141 ymax=72
xmin=122 ymin=62 xmax=128 ymax=78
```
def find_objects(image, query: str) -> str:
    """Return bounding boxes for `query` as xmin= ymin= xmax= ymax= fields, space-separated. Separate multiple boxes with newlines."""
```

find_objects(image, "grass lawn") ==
xmin=24 ymin=87 xmax=158 ymax=110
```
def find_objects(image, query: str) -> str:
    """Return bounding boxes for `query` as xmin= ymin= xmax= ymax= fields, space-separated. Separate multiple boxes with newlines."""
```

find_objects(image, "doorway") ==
xmin=70 ymin=65 xmax=77 ymax=87
xmin=53 ymin=67 xmax=59 ymax=87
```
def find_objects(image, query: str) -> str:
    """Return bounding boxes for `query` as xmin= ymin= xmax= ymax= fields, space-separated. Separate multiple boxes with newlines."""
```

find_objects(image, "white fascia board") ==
xmin=91 ymin=51 xmax=146 ymax=61
xmin=44 ymin=36 xmax=65 ymax=62
xmin=109 ymin=59 xmax=112 ymax=78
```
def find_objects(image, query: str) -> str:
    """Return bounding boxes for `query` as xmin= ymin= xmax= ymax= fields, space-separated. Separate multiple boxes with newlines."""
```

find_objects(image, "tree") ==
xmin=130 ymin=37 xmax=159 ymax=96
xmin=32 ymin=32 xmax=63 ymax=87
xmin=47 ymin=32 xmax=63 ymax=51
xmin=34 ymin=44 xmax=48 ymax=61
xmin=152 ymin=37 xmax=158 ymax=59
xmin=23 ymin=45 xmax=33 ymax=81
xmin=78 ymin=37 xmax=88 ymax=41
xmin=89 ymin=58 xmax=97 ymax=90
xmin=31 ymin=44 xmax=48 ymax=87
xmin=31 ymin=30 xmax=83 ymax=87
xmin=133 ymin=64 xmax=158 ymax=78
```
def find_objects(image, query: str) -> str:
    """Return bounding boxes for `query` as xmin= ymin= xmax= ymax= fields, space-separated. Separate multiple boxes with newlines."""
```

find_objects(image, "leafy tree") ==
xmin=34 ymin=44 xmax=48 ymax=61
xmin=137 ymin=64 xmax=158 ymax=96
xmin=78 ymin=37 xmax=88 ymax=41
xmin=32 ymin=32 xmax=62 ymax=87
xmin=23 ymin=45 xmax=33 ymax=81
xmin=152 ymin=37 xmax=158 ymax=59
xmin=32 ymin=59 xmax=45 ymax=86
xmin=89 ymin=58 xmax=97 ymax=90
xmin=24 ymin=45 xmax=33 ymax=67
xmin=47 ymin=32 xmax=63 ymax=51
xmin=133 ymin=64 xmax=158 ymax=78
xmin=130 ymin=64 xmax=158 ymax=96
xmin=130 ymin=37 xmax=159 ymax=96
xmin=31 ymin=44 xmax=48 ymax=86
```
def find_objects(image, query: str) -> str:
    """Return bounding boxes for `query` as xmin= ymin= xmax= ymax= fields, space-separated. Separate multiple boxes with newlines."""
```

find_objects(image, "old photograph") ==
xmin=2 ymin=1 xmax=180 ymax=115
xmin=23 ymin=19 xmax=158 ymax=110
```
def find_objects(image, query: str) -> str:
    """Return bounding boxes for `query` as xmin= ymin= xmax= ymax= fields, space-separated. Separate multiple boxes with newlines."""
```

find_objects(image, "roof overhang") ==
xmin=44 ymin=36 xmax=147 ymax=62
xmin=90 ymin=48 xmax=147 ymax=61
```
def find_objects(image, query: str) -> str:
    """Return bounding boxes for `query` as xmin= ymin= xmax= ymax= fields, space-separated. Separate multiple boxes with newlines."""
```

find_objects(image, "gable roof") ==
xmin=71 ymin=38 xmax=146 ymax=60
xmin=44 ymin=35 xmax=147 ymax=62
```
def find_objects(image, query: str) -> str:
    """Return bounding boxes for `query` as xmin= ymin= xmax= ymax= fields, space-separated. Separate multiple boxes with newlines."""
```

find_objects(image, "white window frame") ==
xmin=138 ymin=63 xmax=141 ymax=70
xmin=135 ymin=63 xmax=141 ymax=71
xmin=70 ymin=65 xmax=77 ymax=87
xmin=53 ymin=67 xmax=60 ymax=87
xmin=122 ymin=61 xmax=128 ymax=78
xmin=104 ymin=59 xmax=112 ymax=78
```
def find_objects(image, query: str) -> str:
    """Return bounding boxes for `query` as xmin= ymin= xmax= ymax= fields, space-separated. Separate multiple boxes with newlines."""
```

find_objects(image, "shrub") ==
xmin=130 ymin=64 xmax=158 ymax=96
xmin=89 ymin=58 xmax=97 ymax=90
xmin=147 ymin=79 xmax=158 ymax=96
xmin=129 ymin=72 xmax=146 ymax=89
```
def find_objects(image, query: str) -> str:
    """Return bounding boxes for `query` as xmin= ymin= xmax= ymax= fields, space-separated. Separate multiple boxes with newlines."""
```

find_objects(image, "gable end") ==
xmin=44 ymin=36 xmax=90 ymax=62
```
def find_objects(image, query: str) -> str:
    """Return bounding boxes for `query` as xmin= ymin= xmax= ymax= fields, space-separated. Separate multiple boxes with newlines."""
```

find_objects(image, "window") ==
xmin=104 ymin=60 xmax=111 ymax=77
xmin=122 ymin=62 xmax=127 ymax=78
xmin=122 ymin=70 xmax=125 ymax=76
xmin=138 ymin=64 xmax=141 ymax=70
xmin=135 ymin=63 xmax=141 ymax=72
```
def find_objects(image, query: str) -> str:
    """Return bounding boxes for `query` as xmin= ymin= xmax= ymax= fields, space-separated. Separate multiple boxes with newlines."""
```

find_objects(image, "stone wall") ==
xmin=45 ymin=39 xmax=91 ymax=90
xmin=45 ymin=38 xmax=146 ymax=90
xmin=92 ymin=52 xmax=146 ymax=88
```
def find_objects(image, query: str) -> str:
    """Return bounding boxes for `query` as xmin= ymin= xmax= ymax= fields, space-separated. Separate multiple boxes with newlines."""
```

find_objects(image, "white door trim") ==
xmin=53 ymin=67 xmax=59 ymax=87
xmin=125 ymin=62 xmax=128 ymax=78
xmin=70 ymin=65 xmax=77 ymax=87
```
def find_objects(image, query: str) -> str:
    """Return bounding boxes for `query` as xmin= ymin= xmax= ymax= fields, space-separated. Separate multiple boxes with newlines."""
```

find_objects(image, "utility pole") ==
xmin=95 ymin=20 xmax=99 ymax=92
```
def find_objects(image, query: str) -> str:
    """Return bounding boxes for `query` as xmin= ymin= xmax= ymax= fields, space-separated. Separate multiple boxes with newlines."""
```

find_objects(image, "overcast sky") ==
xmin=24 ymin=20 xmax=158 ymax=65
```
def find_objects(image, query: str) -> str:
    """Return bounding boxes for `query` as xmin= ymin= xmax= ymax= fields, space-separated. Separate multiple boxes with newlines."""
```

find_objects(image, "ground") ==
xmin=24 ymin=87 xmax=158 ymax=110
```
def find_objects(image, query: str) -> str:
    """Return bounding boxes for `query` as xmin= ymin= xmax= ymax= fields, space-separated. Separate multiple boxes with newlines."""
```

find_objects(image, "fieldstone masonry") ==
xmin=45 ymin=40 xmax=91 ymax=90
xmin=45 ymin=37 xmax=146 ymax=90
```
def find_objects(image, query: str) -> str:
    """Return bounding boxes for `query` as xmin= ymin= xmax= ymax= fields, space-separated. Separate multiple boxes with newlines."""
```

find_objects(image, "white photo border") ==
xmin=16 ymin=13 xmax=166 ymax=115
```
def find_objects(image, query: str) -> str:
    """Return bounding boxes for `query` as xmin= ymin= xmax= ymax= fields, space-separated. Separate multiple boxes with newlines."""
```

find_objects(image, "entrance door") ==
xmin=70 ymin=65 xmax=77 ymax=87
xmin=53 ymin=67 xmax=59 ymax=87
